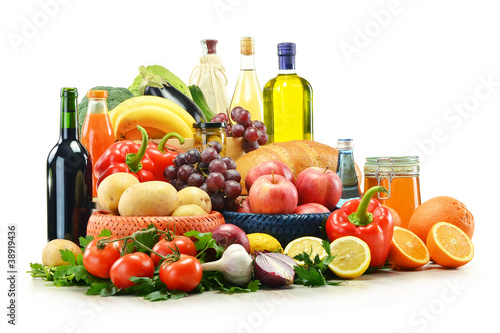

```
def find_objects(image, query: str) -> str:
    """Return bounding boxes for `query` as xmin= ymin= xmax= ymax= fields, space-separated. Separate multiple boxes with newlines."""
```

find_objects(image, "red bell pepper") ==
xmin=325 ymin=186 xmax=394 ymax=271
xmin=95 ymin=125 xmax=155 ymax=187
xmin=146 ymin=132 xmax=184 ymax=181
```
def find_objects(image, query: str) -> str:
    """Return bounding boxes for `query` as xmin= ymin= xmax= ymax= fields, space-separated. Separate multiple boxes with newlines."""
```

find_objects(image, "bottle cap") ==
xmin=337 ymin=139 xmax=354 ymax=150
xmin=60 ymin=87 xmax=78 ymax=98
xmin=278 ymin=43 xmax=296 ymax=56
xmin=203 ymin=39 xmax=218 ymax=55
xmin=240 ymin=37 xmax=255 ymax=56
xmin=87 ymin=90 xmax=108 ymax=99
xmin=193 ymin=122 xmax=227 ymax=128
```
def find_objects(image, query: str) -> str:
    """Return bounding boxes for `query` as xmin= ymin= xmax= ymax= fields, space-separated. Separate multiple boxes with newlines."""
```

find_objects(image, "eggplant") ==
xmin=138 ymin=66 xmax=207 ymax=123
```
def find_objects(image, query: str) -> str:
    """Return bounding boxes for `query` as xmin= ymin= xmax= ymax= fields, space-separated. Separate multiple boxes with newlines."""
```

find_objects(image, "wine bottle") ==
xmin=47 ymin=88 xmax=93 ymax=243
xmin=230 ymin=37 xmax=263 ymax=121
xmin=263 ymin=42 xmax=313 ymax=143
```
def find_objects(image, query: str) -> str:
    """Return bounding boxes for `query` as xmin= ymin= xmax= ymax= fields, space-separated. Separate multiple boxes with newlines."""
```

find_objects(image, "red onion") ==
xmin=254 ymin=252 xmax=297 ymax=288
xmin=211 ymin=224 xmax=251 ymax=253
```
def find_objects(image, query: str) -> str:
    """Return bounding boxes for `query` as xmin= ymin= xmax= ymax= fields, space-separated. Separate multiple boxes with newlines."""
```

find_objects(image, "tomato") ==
xmin=151 ymin=236 xmax=197 ymax=266
xmin=109 ymin=252 xmax=154 ymax=289
xmin=159 ymin=255 xmax=202 ymax=292
xmin=82 ymin=237 xmax=121 ymax=279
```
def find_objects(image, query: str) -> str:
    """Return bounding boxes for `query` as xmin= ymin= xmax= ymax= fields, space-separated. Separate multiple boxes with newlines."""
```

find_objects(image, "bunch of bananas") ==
xmin=108 ymin=96 xmax=196 ymax=140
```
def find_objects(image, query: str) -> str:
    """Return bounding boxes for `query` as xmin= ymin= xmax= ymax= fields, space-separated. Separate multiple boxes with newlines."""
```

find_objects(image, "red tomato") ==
xmin=109 ymin=252 xmax=154 ymax=289
xmin=151 ymin=236 xmax=197 ymax=266
xmin=82 ymin=237 xmax=121 ymax=279
xmin=159 ymin=255 xmax=202 ymax=292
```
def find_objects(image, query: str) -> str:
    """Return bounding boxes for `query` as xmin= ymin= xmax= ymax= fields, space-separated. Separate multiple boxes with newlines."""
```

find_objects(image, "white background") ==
xmin=1 ymin=0 xmax=499 ymax=332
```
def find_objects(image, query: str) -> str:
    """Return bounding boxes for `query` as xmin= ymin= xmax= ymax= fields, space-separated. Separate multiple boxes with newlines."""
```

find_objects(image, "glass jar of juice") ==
xmin=364 ymin=156 xmax=421 ymax=228
xmin=81 ymin=90 xmax=115 ymax=198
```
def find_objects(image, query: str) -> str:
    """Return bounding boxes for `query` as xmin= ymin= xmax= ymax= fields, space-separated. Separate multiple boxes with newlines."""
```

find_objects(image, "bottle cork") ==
xmin=240 ymin=37 xmax=255 ymax=56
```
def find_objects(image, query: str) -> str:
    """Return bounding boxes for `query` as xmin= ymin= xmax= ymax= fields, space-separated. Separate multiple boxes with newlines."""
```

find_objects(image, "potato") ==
xmin=42 ymin=239 xmax=82 ymax=267
xmin=177 ymin=186 xmax=212 ymax=213
xmin=97 ymin=173 xmax=140 ymax=214
xmin=118 ymin=181 xmax=179 ymax=216
xmin=172 ymin=204 xmax=209 ymax=217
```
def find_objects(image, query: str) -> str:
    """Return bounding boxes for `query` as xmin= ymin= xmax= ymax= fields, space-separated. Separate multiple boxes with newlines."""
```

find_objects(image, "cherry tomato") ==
xmin=110 ymin=252 xmax=154 ymax=289
xmin=159 ymin=255 xmax=202 ymax=292
xmin=82 ymin=237 xmax=121 ymax=279
xmin=151 ymin=236 xmax=197 ymax=266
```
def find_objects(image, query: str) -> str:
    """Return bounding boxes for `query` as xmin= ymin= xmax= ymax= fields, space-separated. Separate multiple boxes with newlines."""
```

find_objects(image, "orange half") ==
xmin=388 ymin=226 xmax=430 ymax=269
xmin=426 ymin=222 xmax=474 ymax=268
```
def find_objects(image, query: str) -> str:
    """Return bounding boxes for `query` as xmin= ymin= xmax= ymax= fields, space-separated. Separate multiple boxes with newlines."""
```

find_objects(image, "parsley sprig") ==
xmin=293 ymin=240 xmax=343 ymax=287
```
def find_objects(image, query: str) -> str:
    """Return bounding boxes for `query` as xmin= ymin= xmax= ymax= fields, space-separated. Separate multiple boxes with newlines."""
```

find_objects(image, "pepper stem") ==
xmin=125 ymin=125 xmax=148 ymax=173
xmin=157 ymin=132 xmax=185 ymax=153
xmin=348 ymin=186 xmax=388 ymax=227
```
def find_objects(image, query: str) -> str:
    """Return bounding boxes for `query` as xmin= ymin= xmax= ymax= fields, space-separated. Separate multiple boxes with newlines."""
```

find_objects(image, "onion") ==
xmin=254 ymin=252 xmax=297 ymax=288
xmin=211 ymin=224 xmax=250 ymax=253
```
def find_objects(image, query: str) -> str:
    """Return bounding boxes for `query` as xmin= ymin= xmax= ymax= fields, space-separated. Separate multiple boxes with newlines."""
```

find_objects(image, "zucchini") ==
xmin=189 ymin=85 xmax=217 ymax=122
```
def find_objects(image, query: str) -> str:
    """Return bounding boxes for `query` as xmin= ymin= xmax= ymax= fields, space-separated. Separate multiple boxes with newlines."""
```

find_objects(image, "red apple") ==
xmin=295 ymin=167 xmax=342 ymax=211
xmin=248 ymin=174 xmax=298 ymax=214
xmin=235 ymin=196 xmax=252 ymax=213
xmin=245 ymin=160 xmax=295 ymax=192
xmin=293 ymin=203 xmax=330 ymax=214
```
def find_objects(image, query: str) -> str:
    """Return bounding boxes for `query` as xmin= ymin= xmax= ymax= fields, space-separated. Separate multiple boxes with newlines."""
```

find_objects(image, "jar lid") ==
xmin=365 ymin=156 xmax=419 ymax=166
xmin=193 ymin=122 xmax=226 ymax=128
xmin=364 ymin=156 xmax=420 ymax=177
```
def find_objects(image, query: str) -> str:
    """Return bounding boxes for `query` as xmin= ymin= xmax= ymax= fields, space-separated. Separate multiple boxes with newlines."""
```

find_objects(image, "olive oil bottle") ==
xmin=263 ymin=42 xmax=313 ymax=143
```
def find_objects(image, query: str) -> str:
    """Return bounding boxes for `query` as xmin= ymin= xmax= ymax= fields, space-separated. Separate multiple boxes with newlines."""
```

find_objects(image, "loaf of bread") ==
xmin=236 ymin=140 xmax=362 ymax=195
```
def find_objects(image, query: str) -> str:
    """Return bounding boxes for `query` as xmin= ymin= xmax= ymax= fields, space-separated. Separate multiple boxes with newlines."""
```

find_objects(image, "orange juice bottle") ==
xmin=81 ymin=90 xmax=115 ymax=197
xmin=363 ymin=157 xmax=421 ymax=228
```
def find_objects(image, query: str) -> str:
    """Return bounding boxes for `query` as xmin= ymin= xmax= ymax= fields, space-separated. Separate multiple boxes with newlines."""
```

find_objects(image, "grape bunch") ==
xmin=211 ymin=106 xmax=268 ymax=153
xmin=163 ymin=143 xmax=242 ymax=211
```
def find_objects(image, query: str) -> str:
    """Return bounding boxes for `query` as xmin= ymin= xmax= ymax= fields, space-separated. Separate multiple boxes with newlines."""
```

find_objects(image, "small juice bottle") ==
xmin=81 ymin=90 xmax=115 ymax=197
xmin=364 ymin=156 xmax=421 ymax=228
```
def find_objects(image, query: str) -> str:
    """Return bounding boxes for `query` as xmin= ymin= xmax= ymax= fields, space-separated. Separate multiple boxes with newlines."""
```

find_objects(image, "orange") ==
xmin=407 ymin=196 xmax=474 ymax=243
xmin=426 ymin=222 xmax=474 ymax=268
xmin=388 ymin=227 xmax=430 ymax=269
xmin=382 ymin=204 xmax=402 ymax=228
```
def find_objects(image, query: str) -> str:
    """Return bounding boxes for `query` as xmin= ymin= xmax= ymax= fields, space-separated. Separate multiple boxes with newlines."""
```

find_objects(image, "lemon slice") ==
xmin=328 ymin=236 xmax=371 ymax=279
xmin=284 ymin=236 xmax=326 ymax=265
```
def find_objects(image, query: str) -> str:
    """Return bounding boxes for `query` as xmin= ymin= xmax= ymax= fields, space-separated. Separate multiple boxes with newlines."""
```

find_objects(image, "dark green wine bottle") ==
xmin=47 ymin=88 xmax=92 ymax=243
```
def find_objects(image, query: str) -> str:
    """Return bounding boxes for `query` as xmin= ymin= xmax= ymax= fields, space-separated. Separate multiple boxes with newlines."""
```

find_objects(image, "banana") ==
xmin=121 ymin=127 xmax=167 ymax=141
xmin=108 ymin=95 xmax=197 ymax=130
xmin=114 ymin=107 xmax=194 ymax=140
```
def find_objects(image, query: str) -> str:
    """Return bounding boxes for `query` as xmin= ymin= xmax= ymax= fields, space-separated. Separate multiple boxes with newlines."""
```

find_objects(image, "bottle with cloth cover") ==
xmin=189 ymin=39 xmax=230 ymax=118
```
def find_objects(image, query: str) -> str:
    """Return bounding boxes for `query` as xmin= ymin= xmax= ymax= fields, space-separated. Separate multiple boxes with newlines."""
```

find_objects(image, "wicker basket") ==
xmin=221 ymin=211 xmax=331 ymax=247
xmin=87 ymin=210 xmax=225 ymax=238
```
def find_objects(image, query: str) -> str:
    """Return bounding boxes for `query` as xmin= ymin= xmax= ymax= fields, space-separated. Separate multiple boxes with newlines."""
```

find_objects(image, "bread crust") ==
xmin=236 ymin=140 xmax=362 ymax=195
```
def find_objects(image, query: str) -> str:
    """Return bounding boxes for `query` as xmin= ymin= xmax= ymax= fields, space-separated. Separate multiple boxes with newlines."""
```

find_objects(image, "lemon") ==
xmin=328 ymin=236 xmax=371 ymax=279
xmin=283 ymin=236 xmax=326 ymax=265
xmin=247 ymin=233 xmax=282 ymax=253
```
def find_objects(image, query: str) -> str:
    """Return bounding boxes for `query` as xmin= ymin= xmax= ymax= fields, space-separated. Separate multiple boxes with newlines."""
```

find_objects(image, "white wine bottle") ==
xmin=230 ymin=37 xmax=263 ymax=121
xmin=263 ymin=42 xmax=313 ymax=143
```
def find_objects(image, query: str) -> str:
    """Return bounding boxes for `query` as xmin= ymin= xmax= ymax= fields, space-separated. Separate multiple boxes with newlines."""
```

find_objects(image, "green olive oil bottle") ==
xmin=263 ymin=43 xmax=313 ymax=143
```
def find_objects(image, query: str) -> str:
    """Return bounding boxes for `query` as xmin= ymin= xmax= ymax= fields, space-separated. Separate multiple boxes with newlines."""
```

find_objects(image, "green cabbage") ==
xmin=128 ymin=65 xmax=192 ymax=99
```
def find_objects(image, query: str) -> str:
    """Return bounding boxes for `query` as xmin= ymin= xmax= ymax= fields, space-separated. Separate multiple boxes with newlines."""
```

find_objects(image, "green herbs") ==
xmin=293 ymin=240 xmax=342 ymax=287
xmin=28 ymin=226 xmax=259 ymax=302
